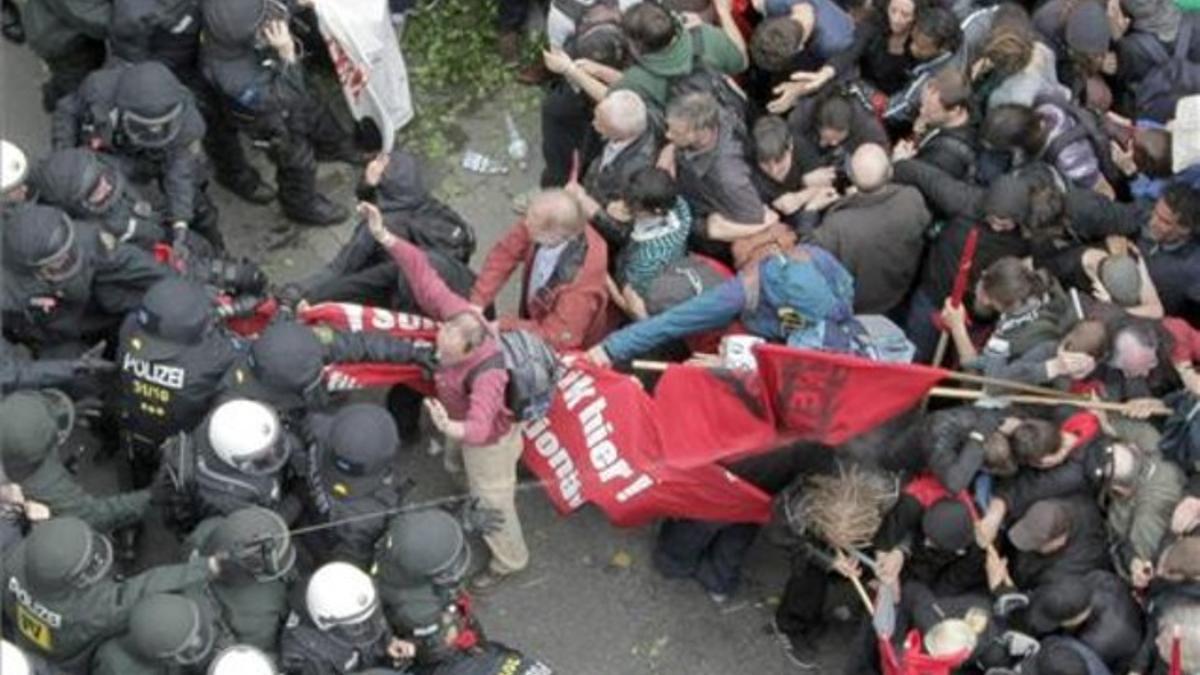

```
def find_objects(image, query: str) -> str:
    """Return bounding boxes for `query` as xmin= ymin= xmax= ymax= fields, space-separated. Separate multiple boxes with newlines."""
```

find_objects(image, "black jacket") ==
xmin=874 ymin=493 xmax=989 ymax=596
xmin=918 ymin=406 xmax=1006 ymax=493
xmin=1012 ymin=496 xmax=1110 ymax=589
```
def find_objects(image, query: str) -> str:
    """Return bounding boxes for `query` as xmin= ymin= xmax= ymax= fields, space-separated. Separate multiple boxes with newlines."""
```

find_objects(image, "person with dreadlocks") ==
xmin=765 ymin=462 xmax=898 ymax=668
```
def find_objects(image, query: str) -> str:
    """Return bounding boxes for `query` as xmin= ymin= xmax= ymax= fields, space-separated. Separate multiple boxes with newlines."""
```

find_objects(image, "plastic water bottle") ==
xmin=504 ymin=113 xmax=528 ymax=171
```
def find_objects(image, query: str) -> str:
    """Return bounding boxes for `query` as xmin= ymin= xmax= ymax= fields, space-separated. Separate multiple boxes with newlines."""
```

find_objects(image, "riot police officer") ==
xmin=185 ymin=506 xmax=296 ymax=655
xmin=200 ymin=0 xmax=357 ymax=226
xmin=2 ymin=138 xmax=30 ymax=205
xmin=109 ymin=0 xmax=275 ymax=206
xmin=220 ymin=320 xmax=435 ymax=428
xmin=91 ymin=592 xmax=231 ymax=674
xmin=373 ymin=509 xmax=480 ymax=668
xmin=152 ymin=398 xmax=295 ymax=535
xmin=290 ymin=403 xmax=405 ymax=571
xmin=1 ymin=516 xmax=227 ymax=672
xmin=1 ymin=639 xmax=59 ymax=675
xmin=30 ymin=147 xmax=171 ymax=251
xmin=18 ymin=0 xmax=107 ymax=110
xmin=116 ymin=277 xmax=242 ymax=487
xmin=208 ymin=644 xmax=279 ymax=675
xmin=2 ymin=335 xmax=114 ymax=395
xmin=0 ymin=391 xmax=150 ymax=533
xmin=50 ymin=61 xmax=224 ymax=249
xmin=1 ymin=203 xmax=173 ymax=359
xmin=280 ymin=562 xmax=416 ymax=675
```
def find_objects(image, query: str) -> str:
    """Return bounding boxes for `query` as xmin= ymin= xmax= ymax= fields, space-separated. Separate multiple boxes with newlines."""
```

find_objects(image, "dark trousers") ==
xmin=653 ymin=519 xmax=760 ymax=595
xmin=776 ymin=554 xmax=830 ymax=636
xmin=497 ymin=0 xmax=529 ymax=32
xmin=539 ymin=81 xmax=600 ymax=188
xmin=181 ymin=69 xmax=263 ymax=195
xmin=41 ymin=38 xmax=106 ymax=111
xmin=902 ymin=287 xmax=940 ymax=364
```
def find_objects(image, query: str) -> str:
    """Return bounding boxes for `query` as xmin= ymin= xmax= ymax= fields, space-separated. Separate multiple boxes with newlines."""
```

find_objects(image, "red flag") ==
xmin=653 ymin=365 xmax=779 ymax=469
xmin=298 ymin=302 xmax=439 ymax=339
xmin=931 ymin=225 xmax=979 ymax=332
xmin=521 ymin=364 xmax=772 ymax=526
xmin=755 ymin=345 xmax=947 ymax=445
xmin=1170 ymin=631 xmax=1182 ymax=675
xmin=880 ymin=631 xmax=969 ymax=675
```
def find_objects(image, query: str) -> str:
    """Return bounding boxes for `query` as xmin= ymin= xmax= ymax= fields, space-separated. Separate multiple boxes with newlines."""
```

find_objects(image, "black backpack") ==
xmin=657 ymin=27 xmax=749 ymax=136
xmin=1134 ymin=14 xmax=1200 ymax=123
xmin=466 ymin=330 xmax=563 ymax=422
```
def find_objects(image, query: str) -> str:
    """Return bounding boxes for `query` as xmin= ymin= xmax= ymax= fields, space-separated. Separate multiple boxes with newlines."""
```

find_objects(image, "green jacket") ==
xmin=1108 ymin=455 xmax=1185 ymax=565
xmin=2 ymin=548 xmax=212 ymax=668
xmin=23 ymin=456 xmax=150 ymax=532
xmin=614 ymin=24 xmax=746 ymax=109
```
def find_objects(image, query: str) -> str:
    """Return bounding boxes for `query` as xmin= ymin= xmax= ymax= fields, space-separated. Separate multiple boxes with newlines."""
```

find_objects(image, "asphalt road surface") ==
xmin=0 ymin=34 xmax=859 ymax=674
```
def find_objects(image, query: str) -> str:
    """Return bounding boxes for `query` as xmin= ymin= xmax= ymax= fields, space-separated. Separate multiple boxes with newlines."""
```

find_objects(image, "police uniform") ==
xmin=20 ymin=0 xmax=108 ymax=110
xmin=49 ymin=62 xmax=224 ymax=249
xmin=1 ymin=204 xmax=173 ymax=356
xmin=90 ymin=591 xmax=235 ymax=675
xmin=291 ymin=403 xmax=405 ymax=571
xmin=108 ymin=0 xmax=273 ymax=204
xmin=2 ymin=518 xmax=214 ymax=673
xmin=31 ymin=148 xmax=169 ymax=251
xmin=279 ymin=567 xmax=397 ymax=675
xmin=200 ymin=0 xmax=353 ymax=226
xmin=116 ymin=278 xmax=242 ymax=487
xmin=1 ymin=335 xmax=79 ymax=395
xmin=151 ymin=411 xmax=294 ymax=536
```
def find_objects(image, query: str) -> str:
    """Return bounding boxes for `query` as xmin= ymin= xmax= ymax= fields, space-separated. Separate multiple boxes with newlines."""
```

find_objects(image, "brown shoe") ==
xmin=497 ymin=31 xmax=520 ymax=65
xmin=516 ymin=60 xmax=551 ymax=85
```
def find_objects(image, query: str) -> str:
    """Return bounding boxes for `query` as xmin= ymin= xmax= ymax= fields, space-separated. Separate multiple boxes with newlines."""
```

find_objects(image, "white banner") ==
xmin=315 ymin=0 xmax=414 ymax=153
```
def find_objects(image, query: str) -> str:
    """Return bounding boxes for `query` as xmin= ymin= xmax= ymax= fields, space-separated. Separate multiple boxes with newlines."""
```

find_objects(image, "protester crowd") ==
xmin=2 ymin=0 xmax=1200 ymax=671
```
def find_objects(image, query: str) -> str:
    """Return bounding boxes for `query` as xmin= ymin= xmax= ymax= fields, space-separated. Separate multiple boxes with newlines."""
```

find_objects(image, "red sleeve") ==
xmin=1062 ymin=411 xmax=1101 ymax=450
xmin=470 ymin=223 xmax=532 ymax=308
xmin=384 ymin=238 xmax=473 ymax=321
xmin=463 ymin=367 xmax=510 ymax=446
xmin=1163 ymin=317 xmax=1198 ymax=364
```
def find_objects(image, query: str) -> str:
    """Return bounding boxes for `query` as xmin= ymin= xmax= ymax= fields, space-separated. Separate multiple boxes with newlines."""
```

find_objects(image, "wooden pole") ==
xmin=928 ymin=386 xmax=1170 ymax=415
xmin=941 ymin=370 xmax=1087 ymax=400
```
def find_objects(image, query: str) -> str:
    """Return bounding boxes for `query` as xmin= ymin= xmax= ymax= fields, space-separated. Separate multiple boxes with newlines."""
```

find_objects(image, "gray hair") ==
xmin=598 ymin=90 xmax=648 ymax=140
xmin=666 ymin=92 xmax=721 ymax=133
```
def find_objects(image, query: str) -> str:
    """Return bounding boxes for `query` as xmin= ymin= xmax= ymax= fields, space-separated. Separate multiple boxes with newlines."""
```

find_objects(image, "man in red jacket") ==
xmin=470 ymin=190 xmax=611 ymax=352
xmin=364 ymin=202 xmax=528 ymax=591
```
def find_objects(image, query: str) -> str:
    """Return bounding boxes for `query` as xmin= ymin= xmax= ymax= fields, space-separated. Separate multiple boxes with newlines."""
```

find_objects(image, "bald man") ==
xmin=471 ymin=189 xmax=612 ymax=350
xmin=579 ymin=91 xmax=661 ymax=209
xmin=807 ymin=143 xmax=932 ymax=315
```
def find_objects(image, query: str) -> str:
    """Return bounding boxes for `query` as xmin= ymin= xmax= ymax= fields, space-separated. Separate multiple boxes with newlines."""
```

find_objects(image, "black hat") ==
xmin=1028 ymin=578 xmax=1092 ymax=634
xmin=320 ymin=403 xmax=398 ymax=498
xmin=248 ymin=322 xmax=325 ymax=403
xmin=131 ymin=278 xmax=214 ymax=359
xmin=1065 ymin=0 xmax=1111 ymax=56
xmin=376 ymin=149 xmax=427 ymax=211
xmin=1009 ymin=499 xmax=1071 ymax=552
xmin=922 ymin=498 xmax=975 ymax=552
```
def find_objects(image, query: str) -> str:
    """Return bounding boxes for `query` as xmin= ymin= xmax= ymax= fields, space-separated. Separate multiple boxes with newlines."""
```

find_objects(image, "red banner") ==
xmin=521 ymin=364 xmax=772 ymax=526
xmin=755 ymin=345 xmax=947 ymax=446
xmin=653 ymin=365 xmax=778 ymax=469
xmin=298 ymin=302 xmax=440 ymax=339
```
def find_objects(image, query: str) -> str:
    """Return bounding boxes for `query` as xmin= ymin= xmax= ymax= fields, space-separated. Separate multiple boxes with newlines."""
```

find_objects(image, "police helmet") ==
xmin=1 ymin=203 xmax=82 ymax=283
xmin=201 ymin=507 xmax=295 ymax=583
xmin=33 ymin=148 xmax=124 ymax=217
xmin=137 ymin=278 xmax=214 ymax=346
xmin=201 ymin=0 xmax=284 ymax=47
xmin=26 ymin=517 xmax=114 ymax=593
xmin=0 ymin=640 xmax=31 ymax=675
xmin=248 ymin=322 xmax=326 ymax=399
xmin=116 ymin=63 xmax=188 ymax=149
xmin=1 ymin=139 xmax=28 ymax=196
xmin=206 ymin=399 xmax=290 ymax=474
xmin=0 ymin=390 xmax=76 ymax=477
xmin=377 ymin=509 xmax=470 ymax=588
xmin=129 ymin=594 xmax=216 ymax=666
xmin=306 ymin=562 xmax=387 ymax=647
xmin=207 ymin=645 xmax=277 ymax=675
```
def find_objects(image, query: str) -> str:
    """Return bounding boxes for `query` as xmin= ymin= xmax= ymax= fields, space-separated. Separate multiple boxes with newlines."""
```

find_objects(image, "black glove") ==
xmin=73 ymin=341 xmax=116 ymax=374
xmin=457 ymin=497 xmax=504 ymax=535
xmin=275 ymin=283 xmax=305 ymax=313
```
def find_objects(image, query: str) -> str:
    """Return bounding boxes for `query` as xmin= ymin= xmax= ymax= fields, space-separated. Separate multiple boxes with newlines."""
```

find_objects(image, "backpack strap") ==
xmin=464 ymin=352 xmax=506 ymax=392
xmin=1175 ymin=15 xmax=1194 ymax=61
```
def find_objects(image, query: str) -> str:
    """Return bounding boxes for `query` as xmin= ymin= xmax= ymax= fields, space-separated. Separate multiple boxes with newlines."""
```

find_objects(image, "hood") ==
xmin=636 ymin=25 xmax=696 ymax=77
xmin=202 ymin=0 xmax=266 ymax=47
xmin=376 ymin=150 xmax=430 ymax=212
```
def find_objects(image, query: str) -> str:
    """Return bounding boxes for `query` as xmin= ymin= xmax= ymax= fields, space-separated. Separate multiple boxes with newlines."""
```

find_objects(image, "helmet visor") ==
xmin=34 ymin=218 xmax=81 ymax=283
xmin=83 ymin=169 xmax=119 ymax=215
xmin=161 ymin=602 xmax=216 ymax=665
xmin=327 ymin=607 xmax=387 ymax=648
xmin=69 ymin=533 xmax=114 ymax=589
xmin=122 ymin=104 xmax=184 ymax=149
xmin=430 ymin=538 xmax=471 ymax=588
xmin=231 ymin=435 xmax=291 ymax=475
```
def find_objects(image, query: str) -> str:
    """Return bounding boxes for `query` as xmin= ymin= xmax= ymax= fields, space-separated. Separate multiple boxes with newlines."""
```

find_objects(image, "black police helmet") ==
xmin=1 ymin=203 xmax=81 ymax=282
xmin=115 ymin=63 xmax=188 ymax=149
xmin=137 ymin=278 xmax=214 ymax=346
xmin=25 ymin=517 xmax=113 ymax=594
xmin=128 ymin=594 xmax=215 ymax=666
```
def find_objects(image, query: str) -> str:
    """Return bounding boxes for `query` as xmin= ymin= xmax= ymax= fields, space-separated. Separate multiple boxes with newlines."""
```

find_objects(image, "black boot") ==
xmin=283 ymin=194 xmax=349 ymax=226
xmin=217 ymin=170 xmax=277 ymax=205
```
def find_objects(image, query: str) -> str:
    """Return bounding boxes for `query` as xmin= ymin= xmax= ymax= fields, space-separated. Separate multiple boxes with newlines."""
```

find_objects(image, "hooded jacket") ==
xmin=613 ymin=23 xmax=746 ymax=108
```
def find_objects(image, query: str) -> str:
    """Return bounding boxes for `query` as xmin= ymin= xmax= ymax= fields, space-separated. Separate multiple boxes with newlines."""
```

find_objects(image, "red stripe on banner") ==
xmin=755 ymin=345 xmax=948 ymax=446
xmin=521 ymin=363 xmax=772 ymax=526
